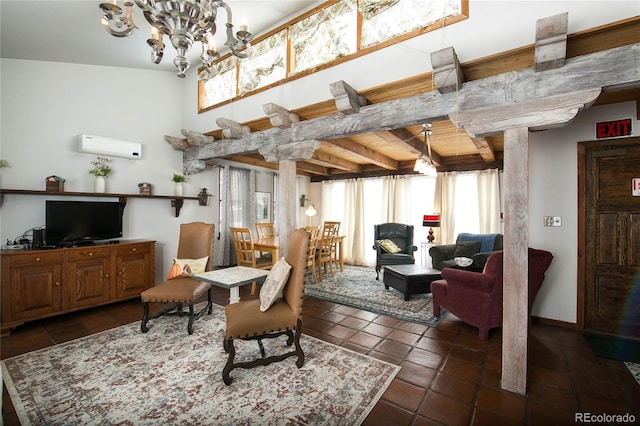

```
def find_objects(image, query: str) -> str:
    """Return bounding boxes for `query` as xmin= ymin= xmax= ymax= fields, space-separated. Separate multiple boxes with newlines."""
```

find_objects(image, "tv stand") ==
xmin=1 ymin=239 xmax=155 ymax=335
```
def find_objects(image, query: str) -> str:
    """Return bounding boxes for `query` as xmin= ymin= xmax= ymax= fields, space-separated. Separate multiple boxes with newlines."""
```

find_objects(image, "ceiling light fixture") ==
xmin=99 ymin=0 xmax=253 ymax=78
xmin=414 ymin=123 xmax=437 ymax=177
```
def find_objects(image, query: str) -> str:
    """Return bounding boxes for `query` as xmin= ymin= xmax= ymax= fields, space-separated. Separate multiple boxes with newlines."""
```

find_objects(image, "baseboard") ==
xmin=531 ymin=315 xmax=580 ymax=330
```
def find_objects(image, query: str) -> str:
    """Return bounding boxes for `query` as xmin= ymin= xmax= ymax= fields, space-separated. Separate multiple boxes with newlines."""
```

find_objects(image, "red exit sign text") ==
xmin=595 ymin=118 xmax=633 ymax=139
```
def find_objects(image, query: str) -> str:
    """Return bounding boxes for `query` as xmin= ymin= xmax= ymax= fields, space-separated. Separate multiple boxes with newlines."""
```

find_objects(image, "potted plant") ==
xmin=89 ymin=156 xmax=112 ymax=193
xmin=172 ymin=173 xmax=186 ymax=196
xmin=45 ymin=175 xmax=65 ymax=192
xmin=138 ymin=182 xmax=152 ymax=196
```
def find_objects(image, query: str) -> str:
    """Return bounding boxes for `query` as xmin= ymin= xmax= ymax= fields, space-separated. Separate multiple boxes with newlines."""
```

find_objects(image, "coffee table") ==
xmin=383 ymin=264 xmax=442 ymax=301
xmin=195 ymin=266 xmax=269 ymax=304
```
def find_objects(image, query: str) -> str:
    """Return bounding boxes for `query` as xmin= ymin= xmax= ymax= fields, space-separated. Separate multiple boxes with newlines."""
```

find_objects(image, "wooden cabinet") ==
xmin=115 ymin=242 xmax=153 ymax=299
xmin=1 ymin=240 xmax=155 ymax=335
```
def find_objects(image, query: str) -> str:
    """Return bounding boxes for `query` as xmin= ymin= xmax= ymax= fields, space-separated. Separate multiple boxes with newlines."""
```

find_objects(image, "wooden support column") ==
xmin=277 ymin=160 xmax=297 ymax=257
xmin=501 ymin=127 xmax=530 ymax=394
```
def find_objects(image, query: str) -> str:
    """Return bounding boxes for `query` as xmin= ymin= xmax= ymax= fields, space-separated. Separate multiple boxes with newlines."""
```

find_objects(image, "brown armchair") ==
xmin=222 ymin=228 xmax=310 ymax=385
xmin=141 ymin=222 xmax=215 ymax=335
xmin=430 ymin=248 xmax=553 ymax=340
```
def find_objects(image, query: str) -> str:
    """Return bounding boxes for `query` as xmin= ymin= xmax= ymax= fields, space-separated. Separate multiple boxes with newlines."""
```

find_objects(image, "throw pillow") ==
xmin=166 ymin=256 xmax=208 ymax=280
xmin=453 ymin=241 xmax=482 ymax=258
xmin=376 ymin=239 xmax=402 ymax=254
xmin=259 ymin=257 xmax=292 ymax=312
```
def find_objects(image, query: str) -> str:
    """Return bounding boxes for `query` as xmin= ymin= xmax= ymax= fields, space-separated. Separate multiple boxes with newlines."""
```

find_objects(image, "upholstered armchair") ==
xmin=373 ymin=223 xmax=417 ymax=280
xmin=429 ymin=233 xmax=503 ymax=272
xmin=430 ymin=248 xmax=553 ymax=340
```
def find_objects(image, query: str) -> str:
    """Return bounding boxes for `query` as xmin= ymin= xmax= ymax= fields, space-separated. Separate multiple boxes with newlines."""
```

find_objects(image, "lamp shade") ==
xmin=423 ymin=214 xmax=441 ymax=227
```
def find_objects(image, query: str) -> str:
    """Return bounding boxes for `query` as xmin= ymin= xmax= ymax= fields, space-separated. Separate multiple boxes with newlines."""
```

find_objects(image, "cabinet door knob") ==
xmin=35 ymin=257 xmax=41 ymax=262
xmin=55 ymin=282 xmax=60 ymax=286
xmin=132 ymin=248 xmax=137 ymax=252
xmin=89 ymin=252 xmax=93 ymax=256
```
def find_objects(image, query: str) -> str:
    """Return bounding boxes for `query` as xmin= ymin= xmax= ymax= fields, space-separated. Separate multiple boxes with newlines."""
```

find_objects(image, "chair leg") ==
xmin=293 ymin=319 xmax=305 ymax=368
xmin=187 ymin=304 xmax=195 ymax=335
xmin=141 ymin=302 xmax=150 ymax=333
xmin=375 ymin=266 xmax=380 ymax=280
xmin=222 ymin=338 xmax=236 ymax=385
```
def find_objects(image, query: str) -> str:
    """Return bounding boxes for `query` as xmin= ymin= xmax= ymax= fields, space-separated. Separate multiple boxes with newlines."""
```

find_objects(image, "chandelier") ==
xmin=414 ymin=123 xmax=437 ymax=176
xmin=99 ymin=0 xmax=253 ymax=78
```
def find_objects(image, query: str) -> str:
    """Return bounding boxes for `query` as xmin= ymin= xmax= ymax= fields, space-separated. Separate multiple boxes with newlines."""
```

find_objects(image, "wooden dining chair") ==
xmin=324 ymin=221 xmax=341 ymax=270
xmin=316 ymin=222 xmax=339 ymax=281
xmin=304 ymin=226 xmax=320 ymax=283
xmin=255 ymin=222 xmax=276 ymax=259
xmin=230 ymin=227 xmax=272 ymax=295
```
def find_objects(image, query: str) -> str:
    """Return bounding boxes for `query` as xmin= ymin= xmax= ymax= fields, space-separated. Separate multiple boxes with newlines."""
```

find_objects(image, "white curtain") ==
xmin=476 ymin=168 xmax=502 ymax=233
xmin=343 ymin=179 xmax=367 ymax=265
xmin=217 ymin=167 xmax=254 ymax=266
xmin=434 ymin=172 xmax=457 ymax=244
xmin=380 ymin=175 xmax=412 ymax=223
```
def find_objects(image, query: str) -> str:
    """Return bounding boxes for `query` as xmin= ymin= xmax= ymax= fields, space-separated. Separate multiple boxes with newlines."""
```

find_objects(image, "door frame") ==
xmin=577 ymin=136 xmax=640 ymax=331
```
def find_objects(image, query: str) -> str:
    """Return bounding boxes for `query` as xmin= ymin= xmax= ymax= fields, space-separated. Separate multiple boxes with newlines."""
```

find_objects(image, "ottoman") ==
xmin=383 ymin=264 xmax=442 ymax=301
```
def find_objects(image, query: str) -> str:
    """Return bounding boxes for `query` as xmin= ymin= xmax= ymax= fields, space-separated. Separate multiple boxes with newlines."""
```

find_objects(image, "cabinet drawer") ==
xmin=10 ymin=252 xmax=63 ymax=268
xmin=116 ymin=243 xmax=151 ymax=256
xmin=66 ymin=247 xmax=111 ymax=261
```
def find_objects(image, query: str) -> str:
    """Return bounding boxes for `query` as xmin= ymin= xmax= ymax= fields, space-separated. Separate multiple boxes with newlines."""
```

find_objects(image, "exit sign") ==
xmin=595 ymin=118 xmax=633 ymax=139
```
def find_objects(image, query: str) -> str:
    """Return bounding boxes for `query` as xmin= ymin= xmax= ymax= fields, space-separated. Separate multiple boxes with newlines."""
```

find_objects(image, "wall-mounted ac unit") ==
xmin=78 ymin=134 xmax=142 ymax=160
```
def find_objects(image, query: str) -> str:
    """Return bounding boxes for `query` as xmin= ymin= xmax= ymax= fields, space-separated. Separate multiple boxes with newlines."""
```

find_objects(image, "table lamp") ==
xmin=423 ymin=214 xmax=441 ymax=243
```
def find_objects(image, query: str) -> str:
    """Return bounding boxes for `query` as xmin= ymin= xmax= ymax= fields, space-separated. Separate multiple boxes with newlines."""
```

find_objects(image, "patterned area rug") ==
xmin=305 ymin=265 xmax=446 ymax=327
xmin=626 ymin=362 xmax=640 ymax=386
xmin=2 ymin=306 xmax=399 ymax=425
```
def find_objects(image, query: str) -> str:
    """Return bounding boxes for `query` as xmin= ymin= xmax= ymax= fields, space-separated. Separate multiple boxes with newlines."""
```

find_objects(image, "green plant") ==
xmin=46 ymin=175 xmax=65 ymax=182
xmin=0 ymin=159 xmax=9 ymax=168
xmin=172 ymin=173 xmax=186 ymax=183
xmin=89 ymin=156 xmax=112 ymax=177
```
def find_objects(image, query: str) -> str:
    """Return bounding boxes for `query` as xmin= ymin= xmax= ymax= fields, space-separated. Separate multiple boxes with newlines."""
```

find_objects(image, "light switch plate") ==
xmin=544 ymin=216 xmax=562 ymax=227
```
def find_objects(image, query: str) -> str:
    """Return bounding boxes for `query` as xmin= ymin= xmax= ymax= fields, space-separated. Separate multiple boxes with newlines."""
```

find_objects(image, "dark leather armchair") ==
xmin=431 ymin=248 xmax=553 ymax=340
xmin=373 ymin=223 xmax=417 ymax=280
xmin=430 ymin=233 xmax=503 ymax=271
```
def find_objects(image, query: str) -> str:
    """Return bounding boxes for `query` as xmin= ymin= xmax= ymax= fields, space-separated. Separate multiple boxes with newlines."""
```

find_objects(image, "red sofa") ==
xmin=430 ymin=248 xmax=553 ymax=340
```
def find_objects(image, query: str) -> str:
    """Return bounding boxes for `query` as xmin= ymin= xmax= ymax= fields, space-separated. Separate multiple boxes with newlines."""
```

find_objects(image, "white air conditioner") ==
xmin=78 ymin=134 xmax=142 ymax=160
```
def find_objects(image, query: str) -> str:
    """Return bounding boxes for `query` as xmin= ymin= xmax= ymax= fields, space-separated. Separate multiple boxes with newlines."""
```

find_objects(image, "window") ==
xmin=199 ymin=0 xmax=467 ymax=113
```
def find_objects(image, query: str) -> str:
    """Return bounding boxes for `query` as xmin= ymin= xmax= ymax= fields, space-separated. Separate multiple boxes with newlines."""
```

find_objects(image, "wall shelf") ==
xmin=0 ymin=189 xmax=199 ymax=217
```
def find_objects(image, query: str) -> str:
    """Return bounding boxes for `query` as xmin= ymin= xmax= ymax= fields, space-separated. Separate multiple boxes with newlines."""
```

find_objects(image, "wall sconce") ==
xmin=197 ymin=188 xmax=212 ymax=206
xmin=300 ymin=194 xmax=309 ymax=207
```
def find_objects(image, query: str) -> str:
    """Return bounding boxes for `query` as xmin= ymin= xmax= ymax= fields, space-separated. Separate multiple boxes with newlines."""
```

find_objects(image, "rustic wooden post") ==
xmin=277 ymin=160 xmax=297 ymax=257
xmin=501 ymin=127 xmax=530 ymax=394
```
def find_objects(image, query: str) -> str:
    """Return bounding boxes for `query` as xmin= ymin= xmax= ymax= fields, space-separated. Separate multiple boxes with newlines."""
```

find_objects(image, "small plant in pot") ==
xmin=171 ymin=173 xmax=186 ymax=183
xmin=89 ymin=156 xmax=112 ymax=177
xmin=172 ymin=173 xmax=186 ymax=196
xmin=89 ymin=157 xmax=111 ymax=193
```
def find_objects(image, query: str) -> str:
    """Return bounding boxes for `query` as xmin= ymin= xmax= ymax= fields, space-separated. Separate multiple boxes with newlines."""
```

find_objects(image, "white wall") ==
xmin=529 ymin=101 xmax=638 ymax=323
xmin=0 ymin=59 xmax=218 ymax=281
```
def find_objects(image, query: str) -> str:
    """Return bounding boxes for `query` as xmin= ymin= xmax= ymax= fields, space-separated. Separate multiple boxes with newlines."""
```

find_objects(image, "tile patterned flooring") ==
xmin=2 ymin=284 xmax=639 ymax=425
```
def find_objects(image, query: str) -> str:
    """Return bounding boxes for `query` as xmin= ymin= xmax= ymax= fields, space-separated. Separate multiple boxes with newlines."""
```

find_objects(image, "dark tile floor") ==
xmin=2 ymin=284 xmax=639 ymax=425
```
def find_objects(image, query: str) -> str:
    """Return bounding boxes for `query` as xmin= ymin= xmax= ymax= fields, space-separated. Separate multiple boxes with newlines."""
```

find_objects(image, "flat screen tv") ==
xmin=45 ymin=200 xmax=124 ymax=247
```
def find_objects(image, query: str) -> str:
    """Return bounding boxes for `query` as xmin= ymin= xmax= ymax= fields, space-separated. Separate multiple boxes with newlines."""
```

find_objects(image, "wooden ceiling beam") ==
xmin=297 ymin=161 xmax=329 ymax=175
xmin=324 ymin=138 xmax=399 ymax=170
xmin=471 ymin=137 xmax=496 ymax=162
xmin=308 ymin=151 xmax=360 ymax=171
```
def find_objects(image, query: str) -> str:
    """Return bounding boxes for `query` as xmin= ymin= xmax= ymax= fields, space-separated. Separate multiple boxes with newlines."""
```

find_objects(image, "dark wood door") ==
xmin=584 ymin=138 xmax=640 ymax=340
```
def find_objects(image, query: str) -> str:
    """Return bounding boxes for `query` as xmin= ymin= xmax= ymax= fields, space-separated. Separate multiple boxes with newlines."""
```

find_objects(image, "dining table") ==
xmin=254 ymin=237 xmax=279 ymax=266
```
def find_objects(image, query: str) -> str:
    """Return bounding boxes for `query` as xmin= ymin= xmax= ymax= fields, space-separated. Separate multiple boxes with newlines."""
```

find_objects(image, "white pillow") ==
xmin=259 ymin=257 xmax=292 ymax=312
